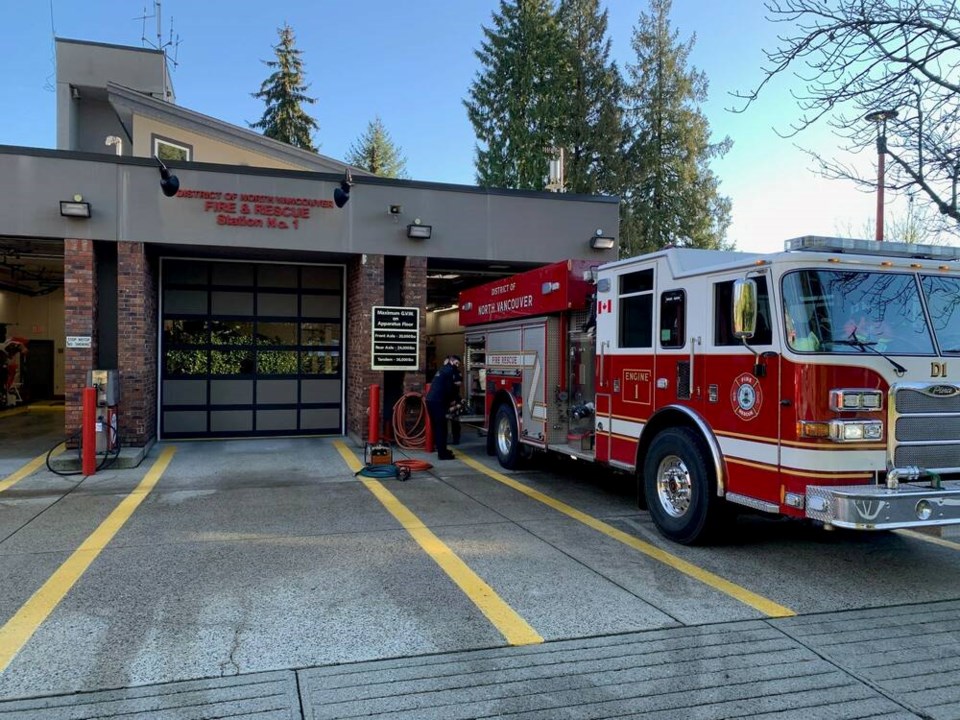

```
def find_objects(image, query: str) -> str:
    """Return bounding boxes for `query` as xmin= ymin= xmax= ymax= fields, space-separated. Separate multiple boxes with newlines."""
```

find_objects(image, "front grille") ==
xmin=895 ymin=444 xmax=960 ymax=468
xmin=896 ymin=416 xmax=960 ymax=442
xmin=893 ymin=384 xmax=960 ymax=471
xmin=895 ymin=388 xmax=960 ymax=413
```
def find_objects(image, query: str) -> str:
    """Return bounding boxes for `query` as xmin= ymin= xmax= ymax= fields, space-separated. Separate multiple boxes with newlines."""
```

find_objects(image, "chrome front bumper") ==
xmin=806 ymin=479 xmax=960 ymax=530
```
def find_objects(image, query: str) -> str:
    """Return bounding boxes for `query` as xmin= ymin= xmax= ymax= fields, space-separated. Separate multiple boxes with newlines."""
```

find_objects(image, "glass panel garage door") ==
xmin=161 ymin=260 xmax=344 ymax=438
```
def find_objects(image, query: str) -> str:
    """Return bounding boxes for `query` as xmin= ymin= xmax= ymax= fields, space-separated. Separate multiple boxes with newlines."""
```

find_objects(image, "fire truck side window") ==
xmin=660 ymin=289 xmax=685 ymax=348
xmin=714 ymin=278 xmax=772 ymax=346
xmin=619 ymin=269 xmax=654 ymax=348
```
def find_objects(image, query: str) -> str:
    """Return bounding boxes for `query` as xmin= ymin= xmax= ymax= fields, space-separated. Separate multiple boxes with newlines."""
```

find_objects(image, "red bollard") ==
xmin=368 ymin=384 xmax=381 ymax=444
xmin=82 ymin=387 xmax=97 ymax=476
xmin=424 ymin=383 xmax=434 ymax=453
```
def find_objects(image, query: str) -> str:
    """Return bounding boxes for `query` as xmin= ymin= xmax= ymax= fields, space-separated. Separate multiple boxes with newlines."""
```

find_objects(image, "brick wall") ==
xmin=64 ymin=239 xmax=98 ymax=443
xmin=346 ymin=254 xmax=384 ymax=441
xmin=402 ymin=255 xmax=427 ymax=394
xmin=117 ymin=242 xmax=157 ymax=447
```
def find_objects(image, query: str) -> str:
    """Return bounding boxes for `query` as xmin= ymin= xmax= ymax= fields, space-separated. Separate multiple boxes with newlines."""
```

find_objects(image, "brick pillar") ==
xmin=346 ymin=254 xmax=384 ymax=442
xmin=117 ymin=242 xmax=158 ymax=448
xmin=64 ymin=239 xmax=98 ymax=443
xmin=402 ymin=255 xmax=428 ymax=393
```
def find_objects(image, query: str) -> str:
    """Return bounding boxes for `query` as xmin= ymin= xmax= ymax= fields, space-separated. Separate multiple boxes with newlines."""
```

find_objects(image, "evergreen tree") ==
xmin=346 ymin=117 xmax=407 ymax=178
xmin=250 ymin=24 xmax=319 ymax=151
xmin=465 ymin=0 xmax=568 ymax=190
xmin=555 ymin=0 xmax=625 ymax=196
xmin=621 ymin=0 xmax=731 ymax=256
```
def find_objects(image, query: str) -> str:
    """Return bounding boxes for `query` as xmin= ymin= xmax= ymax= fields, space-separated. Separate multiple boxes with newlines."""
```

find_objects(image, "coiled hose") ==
xmin=392 ymin=391 xmax=429 ymax=450
xmin=383 ymin=392 xmax=434 ymax=473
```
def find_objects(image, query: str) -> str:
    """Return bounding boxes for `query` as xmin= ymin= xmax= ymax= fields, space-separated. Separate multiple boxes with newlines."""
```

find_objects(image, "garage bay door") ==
xmin=160 ymin=260 xmax=343 ymax=438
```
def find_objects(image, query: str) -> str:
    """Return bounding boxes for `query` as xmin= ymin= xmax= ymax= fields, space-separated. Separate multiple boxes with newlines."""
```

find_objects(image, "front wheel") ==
xmin=643 ymin=427 xmax=725 ymax=545
xmin=494 ymin=404 xmax=522 ymax=469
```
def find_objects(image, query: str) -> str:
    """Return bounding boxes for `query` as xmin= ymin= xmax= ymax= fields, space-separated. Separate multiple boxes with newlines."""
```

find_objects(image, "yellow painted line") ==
xmin=0 ymin=446 xmax=176 ymax=673
xmin=333 ymin=441 xmax=542 ymax=646
xmin=0 ymin=407 xmax=29 ymax=420
xmin=456 ymin=451 xmax=796 ymax=619
xmin=898 ymin=529 xmax=960 ymax=551
xmin=0 ymin=444 xmax=66 ymax=494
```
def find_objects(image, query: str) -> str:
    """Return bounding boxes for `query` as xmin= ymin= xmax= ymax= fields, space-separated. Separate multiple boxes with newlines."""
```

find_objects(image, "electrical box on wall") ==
xmin=87 ymin=369 xmax=119 ymax=407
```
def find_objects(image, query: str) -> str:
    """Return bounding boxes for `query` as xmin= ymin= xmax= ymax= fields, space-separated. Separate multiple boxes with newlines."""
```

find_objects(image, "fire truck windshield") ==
xmin=920 ymin=275 xmax=960 ymax=355
xmin=781 ymin=270 xmax=936 ymax=355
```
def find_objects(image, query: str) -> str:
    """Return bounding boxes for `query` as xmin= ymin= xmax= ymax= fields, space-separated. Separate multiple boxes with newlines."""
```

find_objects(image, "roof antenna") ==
xmin=136 ymin=1 xmax=180 ymax=101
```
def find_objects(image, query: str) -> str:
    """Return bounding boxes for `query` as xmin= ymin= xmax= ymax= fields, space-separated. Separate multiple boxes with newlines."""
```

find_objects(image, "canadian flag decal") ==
xmin=598 ymin=299 xmax=612 ymax=314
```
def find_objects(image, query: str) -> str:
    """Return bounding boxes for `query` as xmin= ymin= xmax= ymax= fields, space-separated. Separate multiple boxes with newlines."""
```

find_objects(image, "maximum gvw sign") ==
xmin=371 ymin=306 xmax=419 ymax=371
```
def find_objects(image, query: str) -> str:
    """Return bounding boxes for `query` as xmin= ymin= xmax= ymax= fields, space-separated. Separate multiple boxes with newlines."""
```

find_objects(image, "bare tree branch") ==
xmin=732 ymin=0 xmax=960 ymax=232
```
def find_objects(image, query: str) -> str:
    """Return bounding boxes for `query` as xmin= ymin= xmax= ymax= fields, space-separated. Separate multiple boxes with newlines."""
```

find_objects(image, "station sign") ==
xmin=371 ymin=306 xmax=420 ymax=371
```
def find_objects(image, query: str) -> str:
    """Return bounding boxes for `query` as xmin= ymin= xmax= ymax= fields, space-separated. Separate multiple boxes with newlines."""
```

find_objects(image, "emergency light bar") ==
xmin=785 ymin=236 xmax=960 ymax=262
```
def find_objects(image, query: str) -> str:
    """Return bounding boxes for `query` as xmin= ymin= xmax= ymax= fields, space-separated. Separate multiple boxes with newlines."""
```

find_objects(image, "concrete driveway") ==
xmin=1 ymin=416 xmax=959 ymax=718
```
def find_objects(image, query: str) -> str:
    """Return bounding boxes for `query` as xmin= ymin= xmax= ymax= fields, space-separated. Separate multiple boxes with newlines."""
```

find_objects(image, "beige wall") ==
xmin=0 ymin=288 xmax=66 ymax=395
xmin=133 ymin=115 xmax=307 ymax=170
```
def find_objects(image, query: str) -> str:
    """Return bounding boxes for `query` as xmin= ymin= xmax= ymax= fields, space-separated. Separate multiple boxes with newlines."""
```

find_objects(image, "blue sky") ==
xmin=1 ymin=0 xmax=886 ymax=253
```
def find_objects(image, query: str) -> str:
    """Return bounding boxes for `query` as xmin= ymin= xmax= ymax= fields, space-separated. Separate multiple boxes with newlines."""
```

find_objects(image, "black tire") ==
xmin=494 ymin=404 xmax=522 ymax=469
xmin=643 ymin=427 xmax=725 ymax=545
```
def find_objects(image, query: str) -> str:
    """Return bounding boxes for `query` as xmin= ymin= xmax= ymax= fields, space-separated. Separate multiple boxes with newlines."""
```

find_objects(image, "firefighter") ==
xmin=426 ymin=355 xmax=461 ymax=460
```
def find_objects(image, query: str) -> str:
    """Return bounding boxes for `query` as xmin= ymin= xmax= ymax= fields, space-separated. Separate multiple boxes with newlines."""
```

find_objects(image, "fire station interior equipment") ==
xmin=0 ymin=337 xmax=28 ymax=408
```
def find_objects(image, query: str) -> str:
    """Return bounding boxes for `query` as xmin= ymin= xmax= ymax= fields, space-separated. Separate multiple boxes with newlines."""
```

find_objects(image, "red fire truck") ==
xmin=458 ymin=236 xmax=960 ymax=544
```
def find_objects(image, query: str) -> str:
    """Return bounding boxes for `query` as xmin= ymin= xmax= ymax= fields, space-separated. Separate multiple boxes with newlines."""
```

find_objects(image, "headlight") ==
xmin=830 ymin=389 xmax=883 ymax=412
xmin=829 ymin=420 xmax=883 ymax=442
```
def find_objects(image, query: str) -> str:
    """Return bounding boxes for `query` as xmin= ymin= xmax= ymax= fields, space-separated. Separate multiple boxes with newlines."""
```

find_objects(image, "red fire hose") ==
xmin=383 ymin=391 xmax=434 ymax=471
xmin=392 ymin=392 xmax=429 ymax=449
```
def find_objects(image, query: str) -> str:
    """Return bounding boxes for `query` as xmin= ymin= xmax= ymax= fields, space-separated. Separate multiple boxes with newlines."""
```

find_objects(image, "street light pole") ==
xmin=865 ymin=109 xmax=898 ymax=242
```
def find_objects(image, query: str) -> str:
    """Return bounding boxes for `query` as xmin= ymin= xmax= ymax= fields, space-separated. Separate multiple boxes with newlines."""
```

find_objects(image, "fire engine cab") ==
xmin=458 ymin=236 xmax=960 ymax=544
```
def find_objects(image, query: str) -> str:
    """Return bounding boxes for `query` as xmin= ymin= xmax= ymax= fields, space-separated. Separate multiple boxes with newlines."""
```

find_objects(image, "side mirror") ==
xmin=733 ymin=278 xmax=758 ymax=339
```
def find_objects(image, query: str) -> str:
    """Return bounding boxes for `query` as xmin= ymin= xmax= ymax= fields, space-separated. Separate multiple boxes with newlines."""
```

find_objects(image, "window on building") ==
xmin=714 ymin=277 xmax=772 ymax=346
xmin=152 ymin=135 xmax=192 ymax=162
xmin=618 ymin=268 xmax=654 ymax=348
xmin=660 ymin=289 xmax=685 ymax=348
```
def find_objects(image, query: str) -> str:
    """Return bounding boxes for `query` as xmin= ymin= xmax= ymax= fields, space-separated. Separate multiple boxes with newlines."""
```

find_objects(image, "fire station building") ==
xmin=0 ymin=38 xmax=618 ymax=454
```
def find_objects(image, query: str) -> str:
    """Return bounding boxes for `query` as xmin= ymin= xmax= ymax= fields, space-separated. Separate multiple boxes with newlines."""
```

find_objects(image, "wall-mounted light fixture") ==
xmin=155 ymin=155 xmax=180 ymax=197
xmin=389 ymin=204 xmax=402 ymax=215
xmin=334 ymin=170 xmax=353 ymax=208
xmin=590 ymin=228 xmax=615 ymax=250
xmin=407 ymin=219 xmax=432 ymax=240
xmin=60 ymin=194 xmax=91 ymax=218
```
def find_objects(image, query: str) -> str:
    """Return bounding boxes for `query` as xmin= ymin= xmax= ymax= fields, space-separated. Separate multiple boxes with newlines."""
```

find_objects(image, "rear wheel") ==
xmin=643 ymin=427 xmax=725 ymax=545
xmin=494 ymin=404 xmax=522 ymax=469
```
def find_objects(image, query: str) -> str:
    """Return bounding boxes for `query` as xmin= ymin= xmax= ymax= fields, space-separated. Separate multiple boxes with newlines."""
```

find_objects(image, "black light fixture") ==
xmin=590 ymin=228 xmax=615 ymax=250
xmin=60 ymin=194 xmax=91 ymax=218
xmin=334 ymin=170 xmax=353 ymax=208
xmin=407 ymin=220 xmax=432 ymax=239
xmin=155 ymin=155 xmax=180 ymax=197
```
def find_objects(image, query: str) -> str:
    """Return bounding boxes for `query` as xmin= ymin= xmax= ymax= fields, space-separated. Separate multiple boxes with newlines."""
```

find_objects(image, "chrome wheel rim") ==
xmin=496 ymin=414 xmax=513 ymax=457
xmin=656 ymin=454 xmax=692 ymax=518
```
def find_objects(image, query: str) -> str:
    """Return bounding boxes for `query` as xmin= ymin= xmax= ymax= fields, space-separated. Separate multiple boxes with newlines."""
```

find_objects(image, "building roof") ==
xmin=107 ymin=82 xmax=371 ymax=176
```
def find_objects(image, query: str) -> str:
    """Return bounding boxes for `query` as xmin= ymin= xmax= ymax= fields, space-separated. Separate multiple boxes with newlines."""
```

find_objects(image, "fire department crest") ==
xmin=731 ymin=372 xmax=762 ymax=421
